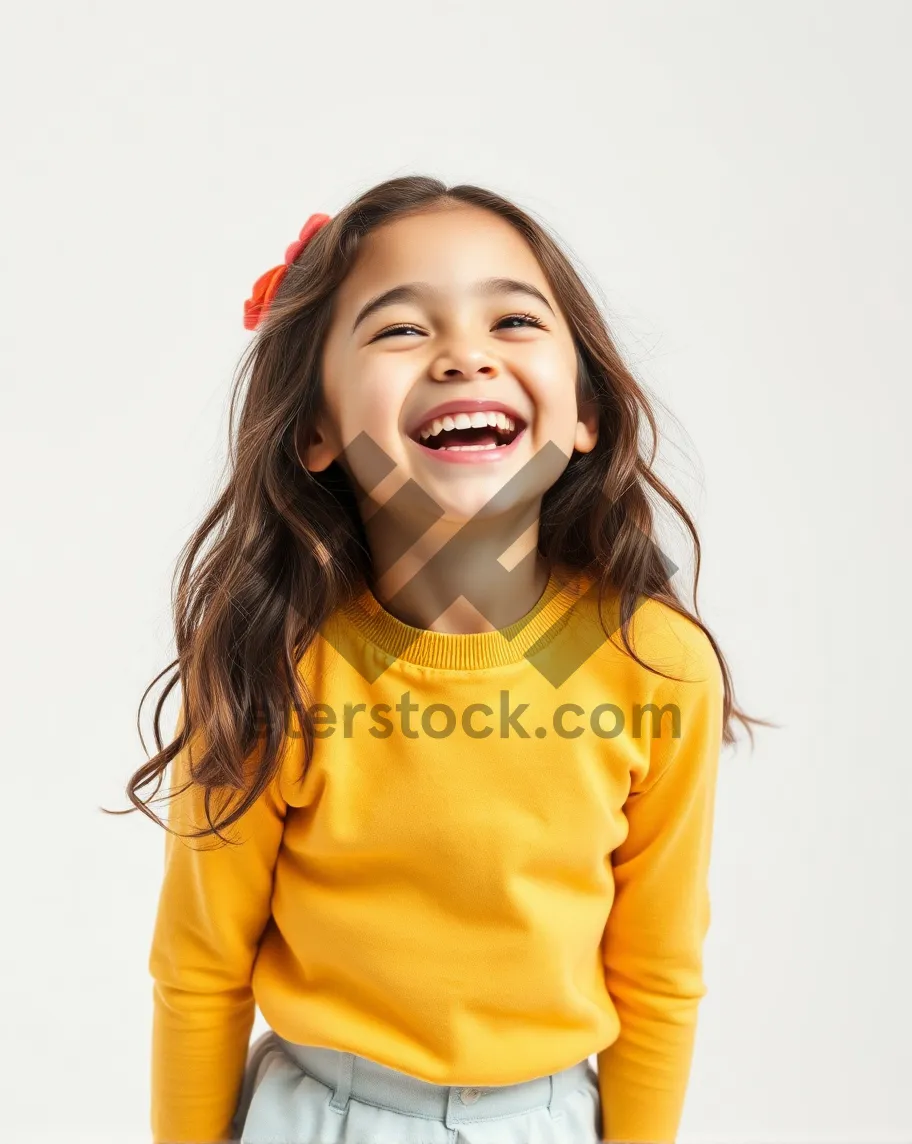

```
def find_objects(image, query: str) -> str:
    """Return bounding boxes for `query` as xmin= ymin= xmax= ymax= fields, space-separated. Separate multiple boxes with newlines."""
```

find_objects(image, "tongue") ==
xmin=438 ymin=427 xmax=500 ymax=448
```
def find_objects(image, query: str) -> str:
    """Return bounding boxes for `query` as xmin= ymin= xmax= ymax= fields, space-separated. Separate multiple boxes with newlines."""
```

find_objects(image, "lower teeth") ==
xmin=441 ymin=443 xmax=500 ymax=451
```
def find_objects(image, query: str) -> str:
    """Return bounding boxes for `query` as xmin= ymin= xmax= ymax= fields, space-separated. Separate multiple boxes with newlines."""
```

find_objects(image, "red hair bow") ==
xmin=243 ymin=212 xmax=332 ymax=330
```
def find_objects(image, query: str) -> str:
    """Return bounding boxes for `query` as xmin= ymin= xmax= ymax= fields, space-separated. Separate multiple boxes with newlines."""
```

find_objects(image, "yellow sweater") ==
xmin=149 ymin=563 xmax=724 ymax=1144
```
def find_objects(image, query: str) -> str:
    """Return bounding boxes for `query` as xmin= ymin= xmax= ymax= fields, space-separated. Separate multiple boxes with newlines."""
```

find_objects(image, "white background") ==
xmin=2 ymin=2 xmax=910 ymax=1142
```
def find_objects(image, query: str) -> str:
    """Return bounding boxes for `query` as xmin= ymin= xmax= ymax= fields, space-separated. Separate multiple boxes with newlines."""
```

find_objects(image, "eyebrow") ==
xmin=350 ymin=277 xmax=555 ymax=335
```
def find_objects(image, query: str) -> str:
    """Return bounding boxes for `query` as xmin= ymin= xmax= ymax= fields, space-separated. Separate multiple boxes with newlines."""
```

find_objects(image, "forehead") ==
xmin=336 ymin=206 xmax=548 ymax=309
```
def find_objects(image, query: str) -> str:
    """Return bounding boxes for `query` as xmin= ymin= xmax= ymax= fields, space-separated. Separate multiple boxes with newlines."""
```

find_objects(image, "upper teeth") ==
xmin=418 ymin=411 xmax=516 ymax=440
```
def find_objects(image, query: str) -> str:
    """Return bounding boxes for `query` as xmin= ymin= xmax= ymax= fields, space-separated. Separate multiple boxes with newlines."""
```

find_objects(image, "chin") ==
xmin=421 ymin=482 xmax=537 ymax=525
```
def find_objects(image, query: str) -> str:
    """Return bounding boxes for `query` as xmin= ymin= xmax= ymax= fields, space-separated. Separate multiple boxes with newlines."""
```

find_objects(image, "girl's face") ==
xmin=307 ymin=205 xmax=597 ymax=527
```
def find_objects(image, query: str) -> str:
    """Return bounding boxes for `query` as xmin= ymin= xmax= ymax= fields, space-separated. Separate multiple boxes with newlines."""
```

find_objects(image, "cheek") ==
xmin=526 ymin=340 xmax=577 ymax=393
xmin=532 ymin=376 xmax=583 ymax=444
xmin=345 ymin=393 xmax=384 ymax=430
xmin=328 ymin=363 xmax=406 ymax=441
xmin=541 ymin=407 xmax=581 ymax=451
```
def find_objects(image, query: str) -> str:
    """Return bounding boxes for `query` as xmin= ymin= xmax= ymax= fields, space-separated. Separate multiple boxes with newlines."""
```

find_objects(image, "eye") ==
xmin=371 ymin=312 xmax=548 ymax=340
xmin=498 ymin=312 xmax=548 ymax=331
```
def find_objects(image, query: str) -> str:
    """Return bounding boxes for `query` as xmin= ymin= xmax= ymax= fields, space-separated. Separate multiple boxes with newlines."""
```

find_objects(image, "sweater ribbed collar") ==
xmin=336 ymin=562 xmax=593 ymax=671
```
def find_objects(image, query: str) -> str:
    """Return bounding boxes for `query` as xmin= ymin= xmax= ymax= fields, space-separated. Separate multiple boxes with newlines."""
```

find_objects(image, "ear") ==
xmin=573 ymin=398 xmax=599 ymax=455
xmin=296 ymin=415 xmax=338 ymax=474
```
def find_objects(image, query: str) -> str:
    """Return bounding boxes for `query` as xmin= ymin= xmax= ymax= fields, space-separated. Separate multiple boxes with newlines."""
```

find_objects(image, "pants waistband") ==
xmin=274 ymin=1036 xmax=593 ymax=1126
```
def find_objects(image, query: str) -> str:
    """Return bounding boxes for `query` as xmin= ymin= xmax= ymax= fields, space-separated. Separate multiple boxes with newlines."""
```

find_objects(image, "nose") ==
xmin=430 ymin=344 xmax=499 ymax=382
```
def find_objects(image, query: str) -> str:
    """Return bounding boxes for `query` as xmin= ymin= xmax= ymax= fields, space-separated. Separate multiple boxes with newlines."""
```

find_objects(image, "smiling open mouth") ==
xmin=410 ymin=411 xmax=526 ymax=452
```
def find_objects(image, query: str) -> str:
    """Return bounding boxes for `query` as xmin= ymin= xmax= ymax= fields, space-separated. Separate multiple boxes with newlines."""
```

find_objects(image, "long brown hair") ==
xmin=102 ymin=174 xmax=774 ymax=843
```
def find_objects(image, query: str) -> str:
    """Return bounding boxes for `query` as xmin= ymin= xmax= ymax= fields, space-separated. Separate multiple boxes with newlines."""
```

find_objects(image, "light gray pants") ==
xmin=231 ymin=1029 xmax=602 ymax=1144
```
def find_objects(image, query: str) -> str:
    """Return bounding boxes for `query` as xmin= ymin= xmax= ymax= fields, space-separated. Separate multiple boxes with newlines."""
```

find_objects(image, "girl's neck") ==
xmin=363 ymin=511 xmax=552 ymax=635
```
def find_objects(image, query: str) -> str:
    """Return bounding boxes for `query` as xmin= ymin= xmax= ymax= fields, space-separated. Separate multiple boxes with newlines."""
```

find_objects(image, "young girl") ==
xmin=118 ymin=174 xmax=766 ymax=1144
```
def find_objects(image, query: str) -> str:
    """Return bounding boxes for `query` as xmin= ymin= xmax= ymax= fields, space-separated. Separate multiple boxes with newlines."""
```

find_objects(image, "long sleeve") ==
xmin=148 ymin=717 xmax=289 ymax=1144
xmin=597 ymin=642 xmax=724 ymax=1143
